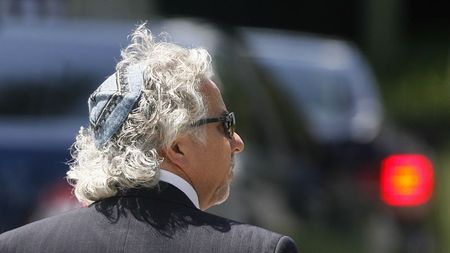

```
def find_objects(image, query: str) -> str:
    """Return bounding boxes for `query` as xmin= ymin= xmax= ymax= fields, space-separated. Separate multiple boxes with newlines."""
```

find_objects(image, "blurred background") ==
xmin=0 ymin=1 xmax=449 ymax=252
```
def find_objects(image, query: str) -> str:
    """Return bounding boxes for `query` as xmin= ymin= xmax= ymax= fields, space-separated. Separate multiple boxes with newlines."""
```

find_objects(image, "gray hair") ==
xmin=67 ymin=23 xmax=213 ymax=205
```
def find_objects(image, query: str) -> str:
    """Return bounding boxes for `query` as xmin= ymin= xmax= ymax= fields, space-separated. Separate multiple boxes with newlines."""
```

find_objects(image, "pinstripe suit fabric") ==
xmin=0 ymin=183 xmax=298 ymax=253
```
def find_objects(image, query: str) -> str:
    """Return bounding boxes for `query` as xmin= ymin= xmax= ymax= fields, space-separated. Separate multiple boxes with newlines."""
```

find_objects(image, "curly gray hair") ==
xmin=67 ymin=23 xmax=213 ymax=205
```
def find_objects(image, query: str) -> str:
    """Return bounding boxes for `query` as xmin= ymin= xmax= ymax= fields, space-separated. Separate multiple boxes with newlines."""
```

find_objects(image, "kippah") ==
xmin=88 ymin=63 xmax=146 ymax=148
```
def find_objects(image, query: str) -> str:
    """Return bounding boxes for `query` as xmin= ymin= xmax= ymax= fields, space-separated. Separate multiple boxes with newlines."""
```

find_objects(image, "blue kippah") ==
xmin=88 ymin=64 xmax=146 ymax=148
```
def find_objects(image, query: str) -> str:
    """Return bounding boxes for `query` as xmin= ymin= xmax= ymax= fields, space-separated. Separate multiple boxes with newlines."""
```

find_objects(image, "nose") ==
xmin=231 ymin=132 xmax=245 ymax=153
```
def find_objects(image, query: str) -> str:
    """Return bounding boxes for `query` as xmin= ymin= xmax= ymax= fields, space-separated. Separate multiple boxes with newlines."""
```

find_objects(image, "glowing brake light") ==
xmin=380 ymin=154 xmax=434 ymax=207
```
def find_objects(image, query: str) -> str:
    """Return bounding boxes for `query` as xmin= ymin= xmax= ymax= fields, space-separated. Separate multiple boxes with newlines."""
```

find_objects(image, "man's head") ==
xmin=161 ymin=79 xmax=244 ymax=210
xmin=67 ymin=23 xmax=244 ymax=210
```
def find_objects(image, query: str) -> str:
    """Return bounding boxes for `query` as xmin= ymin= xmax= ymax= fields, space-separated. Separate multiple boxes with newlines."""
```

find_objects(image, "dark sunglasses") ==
xmin=193 ymin=112 xmax=236 ymax=139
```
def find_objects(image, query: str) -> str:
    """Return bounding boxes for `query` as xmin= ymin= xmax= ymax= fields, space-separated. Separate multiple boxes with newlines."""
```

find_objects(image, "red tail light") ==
xmin=380 ymin=154 xmax=434 ymax=207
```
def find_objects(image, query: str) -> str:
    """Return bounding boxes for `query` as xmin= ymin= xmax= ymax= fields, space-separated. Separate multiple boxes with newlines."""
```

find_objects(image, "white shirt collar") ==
xmin=159 ymin=169 xmax=200 ymax=209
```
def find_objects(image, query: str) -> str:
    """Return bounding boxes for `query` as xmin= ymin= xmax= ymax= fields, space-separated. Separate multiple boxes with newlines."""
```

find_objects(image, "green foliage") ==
xmin=293 ymin=222 xmax=364 ymax=253
xmin=381 ymin=63 xmax=449 ymax=120
xmin=376 ymin=38 xmax=450 ymax=146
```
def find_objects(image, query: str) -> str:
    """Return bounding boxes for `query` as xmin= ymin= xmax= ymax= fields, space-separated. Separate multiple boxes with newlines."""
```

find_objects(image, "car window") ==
xmin=0 ymin=77 xmax=96 ymax=117
xmin=261 ymin=60 xmax=354 ymax=116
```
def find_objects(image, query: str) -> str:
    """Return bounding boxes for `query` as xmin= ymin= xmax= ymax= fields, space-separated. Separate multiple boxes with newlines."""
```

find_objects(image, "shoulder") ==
xmin=1 ymin=207 xmax=85 ymax=235
xmin=227 ymin=222 xmax=299 ymax=253
xmin=195 ymin=211 xmax=299 ymax=253
xmin=0 ymin=207 xmax=94 ymax=253
xmin=274 ymin=235 xmax=299 ymax=253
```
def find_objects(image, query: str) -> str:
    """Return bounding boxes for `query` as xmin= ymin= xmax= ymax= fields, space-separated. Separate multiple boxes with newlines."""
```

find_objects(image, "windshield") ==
xmin=257 ymin=59 xmax=355 ymax=119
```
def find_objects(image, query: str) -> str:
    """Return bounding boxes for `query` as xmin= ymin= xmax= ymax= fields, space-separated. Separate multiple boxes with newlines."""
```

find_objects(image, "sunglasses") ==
xmin=193 ymin=112 xmax=236 ymax=139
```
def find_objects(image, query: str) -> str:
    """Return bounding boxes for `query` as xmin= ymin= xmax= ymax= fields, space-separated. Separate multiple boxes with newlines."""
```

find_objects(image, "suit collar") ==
xmin=159 ymin=169 xmax=200 ymax=209
xmin=118 ymin=182 xmax=197 ymax=210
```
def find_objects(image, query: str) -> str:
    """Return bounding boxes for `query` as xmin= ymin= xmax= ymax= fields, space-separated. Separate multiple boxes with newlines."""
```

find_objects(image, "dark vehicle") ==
xmin=0 ymin=19 xmax=135 ymax=230
xmin=233 ymin=27 xmax=435 ymax=253
xmin=0 ymin=18 xmax=435 ymax=253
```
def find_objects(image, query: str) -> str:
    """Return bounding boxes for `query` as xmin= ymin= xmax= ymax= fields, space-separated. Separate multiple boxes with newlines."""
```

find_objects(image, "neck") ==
xmin=159 ymin=169 xmax=200 ymax=209
xmin=161 ymin=161 xmax=194 ymax=186
xmin=160 ymin=160 xmax=205 ymax=206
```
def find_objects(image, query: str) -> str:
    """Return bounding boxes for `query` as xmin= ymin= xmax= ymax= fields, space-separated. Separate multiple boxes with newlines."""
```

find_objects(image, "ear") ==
xmin=162 ymin=135 xmax=191 ymax=169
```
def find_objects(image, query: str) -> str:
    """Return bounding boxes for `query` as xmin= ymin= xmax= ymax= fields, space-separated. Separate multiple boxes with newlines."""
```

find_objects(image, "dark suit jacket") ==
xmin=0 ymin=182 xmax=299 ymax=253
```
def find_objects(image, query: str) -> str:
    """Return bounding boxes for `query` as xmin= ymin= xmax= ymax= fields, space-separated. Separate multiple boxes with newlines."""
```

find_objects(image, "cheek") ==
xmin=201 ymin=130 xmax=233 ymax=172
xmin=216 ymin=140 xmax=231 ymax=161
xmin=197 ymin=143 xmax=224 ymax=170
xmin=208 ymin=141 xmax=231 ymax=173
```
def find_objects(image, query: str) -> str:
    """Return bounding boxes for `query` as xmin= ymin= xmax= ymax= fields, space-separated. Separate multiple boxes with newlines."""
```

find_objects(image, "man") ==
xmin=0 ymin=23 xmax=299 ymax=253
